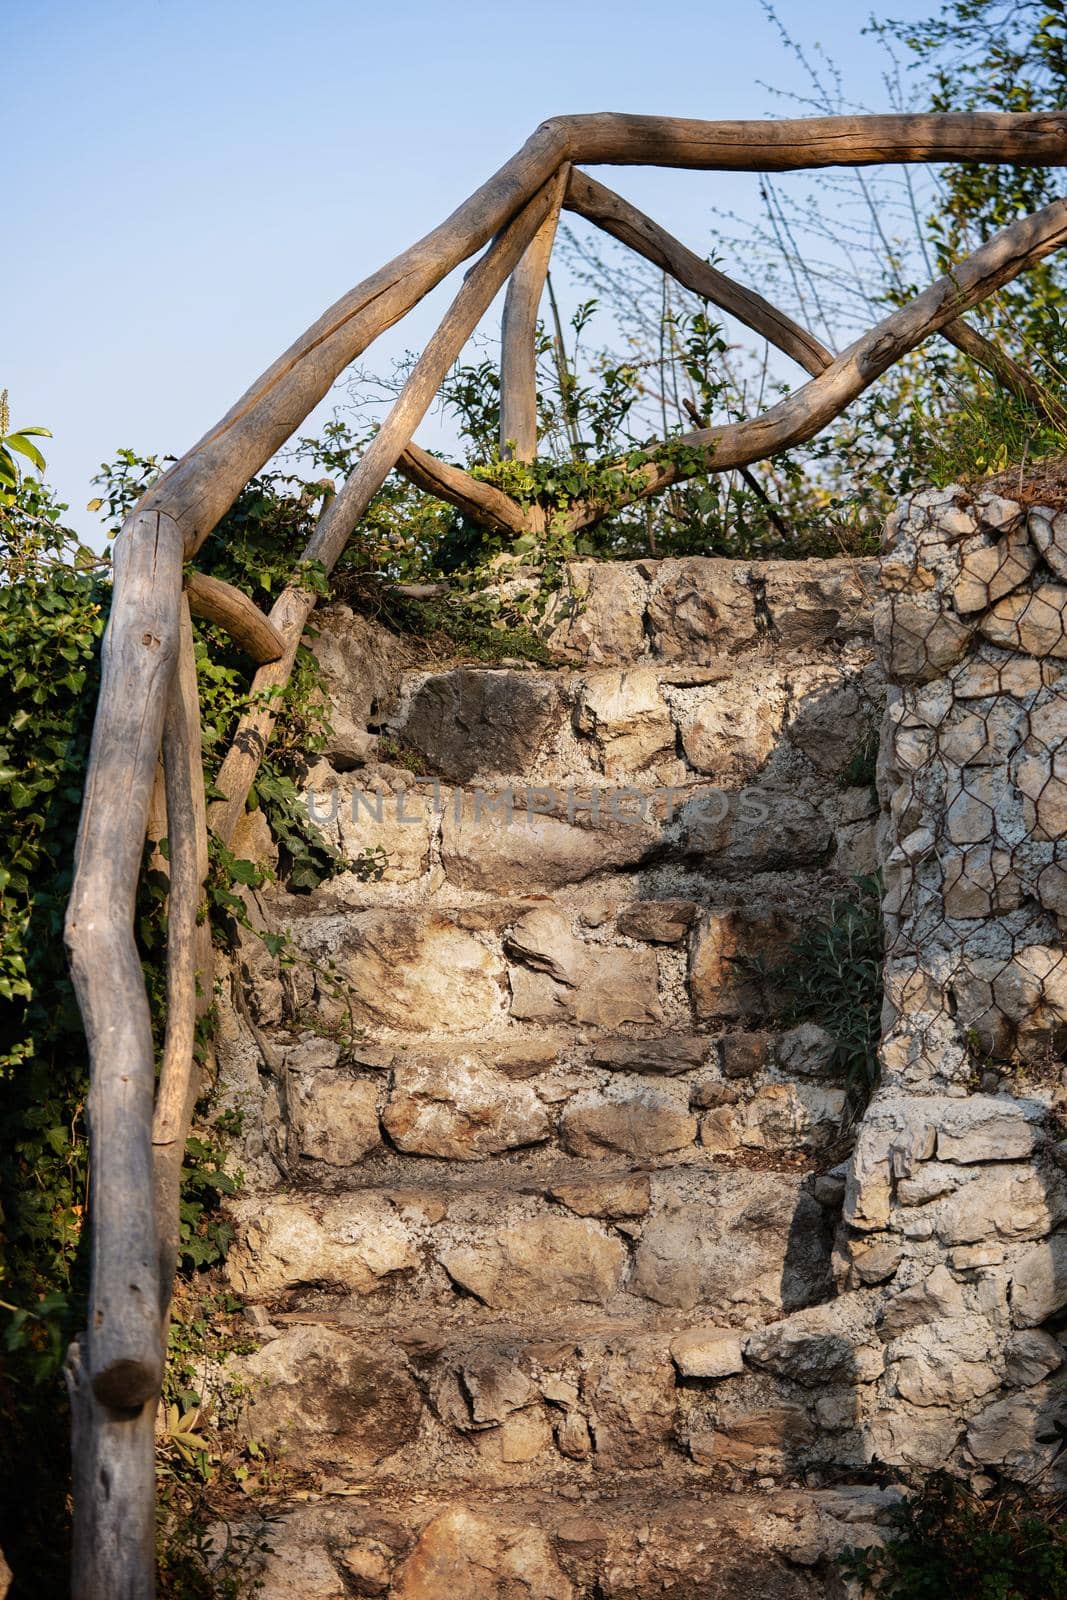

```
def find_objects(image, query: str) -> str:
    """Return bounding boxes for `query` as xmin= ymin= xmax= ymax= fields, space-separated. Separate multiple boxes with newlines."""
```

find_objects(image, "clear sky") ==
xmin=4 ymin=0 xmax=936 ymax=534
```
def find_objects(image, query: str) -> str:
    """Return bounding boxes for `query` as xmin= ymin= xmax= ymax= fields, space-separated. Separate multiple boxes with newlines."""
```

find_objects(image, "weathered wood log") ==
xmin=145 ymin=758 xmax=168 ymax=876
xmin=500 ymin=175 xmax=565 ymax=458
xmin=64 ymin=509 xmax=185 ymax=1410
xmin=65 ymin=1340 xmax=156 ymax=1600
xmin=153 ymin=597 xmax=209 ymax=1150
xmin=566 ymin=192 xmax=1067 ymax=525
xmin=565 ymin=169 xmax=834 ymax=376
xmin=941 ymin=314 xmax=1067 ymax=431
xmin=395 ymin=442 xmax=531 ymax=533
xmin=208 ymin=169 xmax=568 ymax=846
xmin=184 ymin=569 xmax=285 ymax=663
xmin=135 ymin=113 xmax=1066 ymax=559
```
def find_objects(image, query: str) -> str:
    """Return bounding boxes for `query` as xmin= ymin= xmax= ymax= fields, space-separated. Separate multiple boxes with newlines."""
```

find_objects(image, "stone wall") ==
xmin=842 ymin=484 xmax=1067 ymax=1477
xmin=210 ymin=516 xmax=1067 ymax=1596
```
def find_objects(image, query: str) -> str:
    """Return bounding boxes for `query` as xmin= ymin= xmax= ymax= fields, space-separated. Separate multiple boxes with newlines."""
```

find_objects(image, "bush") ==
xmin=840 ymin=1472 xmax=1067 ymax=1599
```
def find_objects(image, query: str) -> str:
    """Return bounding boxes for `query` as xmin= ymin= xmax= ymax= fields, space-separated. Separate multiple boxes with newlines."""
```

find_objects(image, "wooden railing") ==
xmin=63 ymin=111 xmax=1067 ymax=1597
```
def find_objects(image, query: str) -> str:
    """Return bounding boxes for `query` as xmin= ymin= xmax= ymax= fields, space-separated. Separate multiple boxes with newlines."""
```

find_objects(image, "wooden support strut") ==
xmin=64 ymin=509 xmax=184 ymax=1411
xmin=137 ymin=112 xmax=1067 ymax=560
xmin=500 ymin=175 xmax=566 ymax=459
xmin=207 ymin=166 xmax=569 ymax=848
xmin=563 ymin=193 xmax=1067 ymax=527
xmin=565 ymin=168 xmax=834 ymax=377
xmin=184 ymin=569 xmax=286 ymax=663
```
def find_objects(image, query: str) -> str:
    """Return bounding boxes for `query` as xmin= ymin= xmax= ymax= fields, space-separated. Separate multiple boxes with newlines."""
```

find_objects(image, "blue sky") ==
xmin=5 ymin=0 xmax=935 ymax=533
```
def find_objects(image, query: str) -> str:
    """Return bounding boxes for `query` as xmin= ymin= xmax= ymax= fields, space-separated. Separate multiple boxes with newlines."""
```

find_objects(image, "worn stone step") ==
xmin=248 ymin=892 xmax=842 ymax=1045
xmin=223 ymin=1163 xmax=835 ymax=1329
xmin=234 ymin=1480 xmax=897 ymax=1599
xmin=296 ymin=765 xmax=876 ymax=895
xmin=229 ymin=1291 xmax=888 ymax=1492
xmin=228 ymin=1017 xmax=848 ymax=1183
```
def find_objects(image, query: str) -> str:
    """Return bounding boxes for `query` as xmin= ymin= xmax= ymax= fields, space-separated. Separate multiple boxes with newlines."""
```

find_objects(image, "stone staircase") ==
xmin=212 ymin=554 xmax=900 ymax=1598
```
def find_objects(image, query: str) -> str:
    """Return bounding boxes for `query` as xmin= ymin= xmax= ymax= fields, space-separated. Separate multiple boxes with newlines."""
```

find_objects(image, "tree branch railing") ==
xmin=64 ymin=110 xmax=1067 ymax=1597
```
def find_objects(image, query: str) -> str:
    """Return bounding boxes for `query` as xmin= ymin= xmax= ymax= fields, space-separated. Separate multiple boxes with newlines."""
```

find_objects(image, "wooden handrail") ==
xmin=64 ymin=111 xmax=1067 ymax=1598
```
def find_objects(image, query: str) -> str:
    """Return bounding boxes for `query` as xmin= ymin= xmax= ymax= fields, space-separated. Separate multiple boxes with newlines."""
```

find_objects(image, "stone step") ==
xmin=236 ymin=1480 xmax=897 ymax=1600
xmin=238 ymin=1020 xmax=848 ymax=1181
xmin=253 ymin=893 xmax=837 ymax=1042
xmin=223 ymin=1163 xmax=836 ymax=1328
xmin=297 ymin=767 xmax=877 ymax=895
xmin=230 ymin=1293 xmax=885 ymax=1490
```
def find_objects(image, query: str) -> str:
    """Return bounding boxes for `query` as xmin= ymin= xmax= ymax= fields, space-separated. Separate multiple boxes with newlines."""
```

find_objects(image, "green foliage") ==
xmin=0 ymin=388 xmax=52 ymax=507
xmin=758 ymin=876 xmax=885 ymax=1118
xmin=0 ymin=476 xmax=105 ymax=1584
xmin=0 ymin=431 xmax=354 ymax=1587
xmin=840 ymin=1471 xmax=1067 ymax=1599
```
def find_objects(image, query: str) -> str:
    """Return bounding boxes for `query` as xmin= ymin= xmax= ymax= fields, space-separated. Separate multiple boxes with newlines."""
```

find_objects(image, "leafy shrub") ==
xmin=840 ymin=1471 xmax=1067 ymax=1599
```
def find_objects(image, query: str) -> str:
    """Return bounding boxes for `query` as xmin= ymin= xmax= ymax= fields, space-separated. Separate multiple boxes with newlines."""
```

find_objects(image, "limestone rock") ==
xmin=881 ymin=597 xmax=974 ymax=682
xmin=226 ymin=1195 xmax=418 ymax=1299
xmin=980 ymin=583 xmax=1067 ymax=659
xmin=588 ymin=1035 xmax=707 ymax=1075
xmin=888 ymin=1316 xmax=999 ymax=1407
xmin=309 ymin=606 xmax=406 ymax=735
xmin=616 ymin=898 xmax=698 ymax=944
xmin=461 ymin=1358 xmax=535 ymax=1424
xmin=400 ymin=669 xmax=560 ymax=782
xmin=338 ymin=1540 xmax=394 ymax=1596
xmin=953 ymin=527 xmax=1037 ymax=614
xmin=646 ymin=559 xmax=759 ymax=660
xmin=440 ymin=1216 xmax=625 ymax=1310
xmin=237 ymin=1326 xmax=422 ymax=1467
xmin=689 ymin=908 xmax=795 ymax=1021
xmin=555 ymin=1410 xmax=593 ymax=1459
xmin=775 ymin=1023 xmax=837 ymax=1077
xmin=670 ymin=1326 xmax=745 ymax=1378
xmin=549 ymin=1173 xmax=651 ymax=1218
xmin=574 ymin=668 xmax=674 ymax=774
xmin=1005 ymin=1329 xmax=1064 ymax=1388
xmin=560 ymin=1089 xmax=697 ymax=1160
xmin=740 ymin=1083 xmax=846 ymax=1152
xmin=762 ymin=557 xmax=878 ymax=645
xmin=392 ymin=1509 xmax=573 ymax=1600
xmin=678 ymin=787 xmax=831 ymax=871
xmin=336 ymin=785 xmax=434 ymax=883
xmin=786 ymin=666 xmax=871 ymax=777
xmin=441 ymin=802 xmax=651 ymax=892
xmin=286 ymin=1070 xmax=381 ymax=1168
xmin=382 ymin=1059 xmax=551 ymax=1159
xmin=744 ymin=1298 xmax=882 ymax=1387
xmin=1011 ymin=1234 xmax=1067 ymax=1326
xmin=507 ymin=908 xmax=662 ymax=1028
xmin=630 ymin=1181 xmax=832 ymax=1314
xmin=967 ymin=1376 xmax=1067 ymax=1472
xmin=677 ymin=679 xmax=787 ymax=782
xmin=878 ymin=1265 xmax=965 ymax=1338
xmin=546 ymin=559 xmax=648 ymax=663
xmin=1028 ymin=505 xmax=1067 ymax=581
xmin=935 ymin=1164 xmax=1056 ymax=1246
xmin=585 ymin=1339 xmax=677 ymax=1467
xmin=868 ymin=1404 xmax=962 ymax=1469
xmin=935 ymin=1098 xmax=1043 ymax=1164
xmin=1015 ymin=749 xmax=1067 ymax=841
xmin=340 ymin=911 xmax=505 ymax=1033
